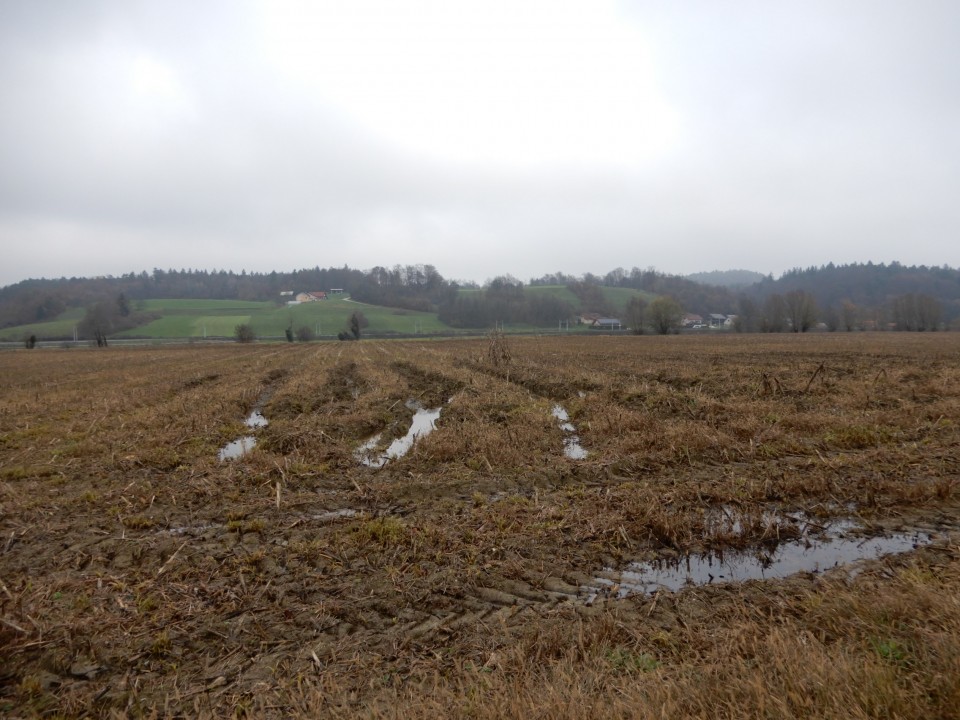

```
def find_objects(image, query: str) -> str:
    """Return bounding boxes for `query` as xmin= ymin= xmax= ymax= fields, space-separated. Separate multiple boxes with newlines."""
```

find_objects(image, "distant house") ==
xmin=682 ymin=313 xmax=703 ymax=328
xmin=579 ymin=314 xmax=623 ymax=329
xmin=708 ymin=314 xmax=728 ymax=328
xmin=329 ymin=288 xmax=344 ymax=295
xmin=295 ymin=291 xmax=328 ymax=303
xmin=594 ymin=318 xmax=623 ymax=330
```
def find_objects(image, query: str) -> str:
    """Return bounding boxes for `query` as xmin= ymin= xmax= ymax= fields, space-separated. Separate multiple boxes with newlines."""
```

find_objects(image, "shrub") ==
xmin=296 ymin=326 xmax=315 ymax=342
xmin=234 ymin=324 xmax=256 ymax=343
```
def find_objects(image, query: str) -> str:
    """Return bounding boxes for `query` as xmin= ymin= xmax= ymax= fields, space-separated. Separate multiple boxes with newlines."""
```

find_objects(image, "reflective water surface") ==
xmin=219 ymin=408 xmax=270 ymax=461
xmin=589 ymin=520 xmax=932 ymax=598
xmin=552 ymin=404 xmax=588 ymax=459
xmin=356 ymin=402 xmax=443 ymax=467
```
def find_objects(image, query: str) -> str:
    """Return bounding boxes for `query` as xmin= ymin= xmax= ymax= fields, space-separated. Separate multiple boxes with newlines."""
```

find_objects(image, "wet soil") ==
xmin=2 ymin=335 xmax=959 ymax=717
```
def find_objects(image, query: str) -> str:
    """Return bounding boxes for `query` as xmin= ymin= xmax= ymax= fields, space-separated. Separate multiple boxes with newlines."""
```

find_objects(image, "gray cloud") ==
xmin=1 ymin=0 xmax=958 ymax=287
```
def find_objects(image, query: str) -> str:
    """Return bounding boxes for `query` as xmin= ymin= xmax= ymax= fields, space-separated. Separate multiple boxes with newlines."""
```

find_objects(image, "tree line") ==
xmin=2 ymin=261 xmax=957 ymax=336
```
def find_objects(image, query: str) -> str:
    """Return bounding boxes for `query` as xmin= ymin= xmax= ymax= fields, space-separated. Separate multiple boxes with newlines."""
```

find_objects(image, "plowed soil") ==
xmin=2 ymin=334 xmax=959 ymax=718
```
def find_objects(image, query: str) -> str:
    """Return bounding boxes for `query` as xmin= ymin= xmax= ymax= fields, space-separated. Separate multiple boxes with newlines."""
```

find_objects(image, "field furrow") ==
xmin=2 ymin=334 xmax=959 ymax=717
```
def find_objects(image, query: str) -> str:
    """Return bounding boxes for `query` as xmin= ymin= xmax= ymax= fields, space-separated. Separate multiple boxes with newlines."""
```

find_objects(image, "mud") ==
xmin=2 ymin=336 xmax=959 ymax=717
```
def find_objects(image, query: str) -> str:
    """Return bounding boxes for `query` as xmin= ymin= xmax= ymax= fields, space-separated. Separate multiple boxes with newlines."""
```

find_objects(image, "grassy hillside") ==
xmin=122 ymin=297 xmax=449 ymax=338
xmin=460 ymin=285 xmax=654 ymax=315
xmin=598 ymin=286 xmax=656 ymax=313
xmin=0 ymin=286 xmax=658 ymax=341
xmin=525 ymin=285 xmax=654 ymax=315
xmin=0 ymin=297 xmax=450 ymax=341
xmin=523 ymin=285 xmax=582 ymax=306
xmin=0 ymin=307 xmax=86 ymax=341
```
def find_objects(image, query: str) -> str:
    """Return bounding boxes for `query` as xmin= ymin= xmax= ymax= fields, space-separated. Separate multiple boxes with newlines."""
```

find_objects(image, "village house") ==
xmin=579 ymin=313 xmax=623 ymax=329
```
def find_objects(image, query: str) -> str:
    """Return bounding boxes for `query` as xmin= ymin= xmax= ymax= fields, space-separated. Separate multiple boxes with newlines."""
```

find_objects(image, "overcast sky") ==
xmin=1 ymin=0 xmax=958 ymax=288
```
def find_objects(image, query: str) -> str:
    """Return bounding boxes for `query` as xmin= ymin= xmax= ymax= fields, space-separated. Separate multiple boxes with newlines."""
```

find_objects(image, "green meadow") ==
xmin=528 ymin=284 xmax=653 ymax=312
xmin=122 ymin=297 xmax=450 ymax=338
xmin=458 ymin=284 xmax=652 ymax=315
xmin=599 ymin=286 xmax=656 ymax=310
xmin=0 ymin=307 xmax=87 ymax=341
xmin=0 ymin=287 xmax=654 ymax=342
xmin=0 ymin=297 xmax=453 ymax=341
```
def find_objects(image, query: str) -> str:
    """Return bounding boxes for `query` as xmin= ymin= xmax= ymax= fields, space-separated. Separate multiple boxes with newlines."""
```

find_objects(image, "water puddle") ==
xmin=219 ymin=436 xmax=257 ymax=461
xmin=245 ymin=410 xmax=268 ymax=428
xmin=552 ymin=405 xmax=588 ymax=460
xmin=219 ymin=408 xmax=270 ymax=461
xmin=356 ymin=400 xmax=443 ymax=467
xmin=588 ymin=519 xmax=933 ymax=599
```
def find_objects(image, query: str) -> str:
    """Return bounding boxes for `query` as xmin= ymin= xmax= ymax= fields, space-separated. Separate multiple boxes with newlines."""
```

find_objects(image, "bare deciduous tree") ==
xmin=785 ymin=290 xmax=817 ymax=333
xmin=891 ymin=293 xmax=941 ymax=331
xmin=339 ymin=311 xmax=367 ymax=341
xmin=760 ymin=294 xmax=786 ymax=333
xmin=841 ymin=300 xmax=859 ymax=331
xmin=734 ymin=296 xmax=759 ymax=333
xmin=648 ymin=296 xmax=683 ymax=335
xmin=624 ymin=296 xmax=647 ymax=335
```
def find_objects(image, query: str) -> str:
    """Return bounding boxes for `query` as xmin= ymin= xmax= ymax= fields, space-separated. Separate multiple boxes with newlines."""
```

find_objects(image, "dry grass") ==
xmin=1 ymin=334 xmax=959 ymax=717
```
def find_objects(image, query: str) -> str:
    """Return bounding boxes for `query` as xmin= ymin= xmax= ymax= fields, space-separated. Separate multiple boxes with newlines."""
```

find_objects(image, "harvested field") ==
xmin=1 ymin=334 xmax=959 ymax=718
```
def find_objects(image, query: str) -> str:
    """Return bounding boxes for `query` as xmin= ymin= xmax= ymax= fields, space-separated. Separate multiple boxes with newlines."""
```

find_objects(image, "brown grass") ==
xmin=1 ymin=334 xmax=958 ymax=717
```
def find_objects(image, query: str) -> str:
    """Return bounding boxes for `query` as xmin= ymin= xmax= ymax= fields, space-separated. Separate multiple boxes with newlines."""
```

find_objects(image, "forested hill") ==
xmin=685 ymin=269 xmax=767 ymax=288
xmin=1 ymin=261 xmax=958 ymax=332
xmin=745 ymin=263 xmax=960 ymax=322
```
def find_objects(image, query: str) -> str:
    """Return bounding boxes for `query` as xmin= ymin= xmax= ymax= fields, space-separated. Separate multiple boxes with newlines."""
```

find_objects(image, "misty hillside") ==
xmin=747 ymin=263 xmax=960 ymax=322
xmin=686 ymin=269 xmax=767 ymax=288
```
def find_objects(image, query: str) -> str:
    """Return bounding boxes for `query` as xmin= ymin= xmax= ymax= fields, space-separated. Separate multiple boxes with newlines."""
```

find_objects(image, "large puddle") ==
xmin=552 ymin=405 xmax=588 ymax=460
xmin=356 ymin=401 xmax=442 ymax=468
xmin=588 ymin=518 xmax=933 ymax=599
xmin=218 ymin=408 xmax=270 ymax=461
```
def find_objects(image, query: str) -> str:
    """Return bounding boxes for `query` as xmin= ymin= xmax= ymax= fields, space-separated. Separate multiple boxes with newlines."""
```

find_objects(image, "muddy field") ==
xmin=1 ymin=334 xmax=959 ymax=718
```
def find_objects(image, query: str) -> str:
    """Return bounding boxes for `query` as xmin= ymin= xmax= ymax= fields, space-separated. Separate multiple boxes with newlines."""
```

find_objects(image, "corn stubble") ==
xmin=1 ymin=334 xmax=958 ymax=718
